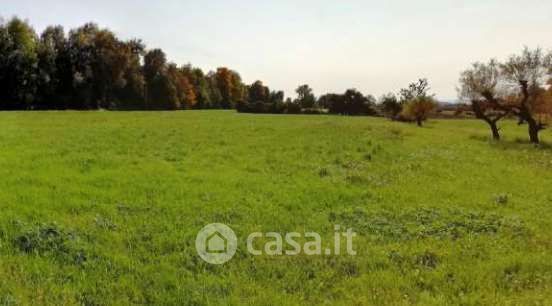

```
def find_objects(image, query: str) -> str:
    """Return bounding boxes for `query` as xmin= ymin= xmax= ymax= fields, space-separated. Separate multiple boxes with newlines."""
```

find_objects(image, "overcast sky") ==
xmin=3 ymin=0 xmax=552 ymax=100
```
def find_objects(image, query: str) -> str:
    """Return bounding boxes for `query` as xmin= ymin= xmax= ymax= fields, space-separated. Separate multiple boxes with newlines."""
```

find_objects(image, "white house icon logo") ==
xmin=206 ymin=231 xmax=228 ymax=253
xmin=196 ymin=223 xmax=237 ymax=264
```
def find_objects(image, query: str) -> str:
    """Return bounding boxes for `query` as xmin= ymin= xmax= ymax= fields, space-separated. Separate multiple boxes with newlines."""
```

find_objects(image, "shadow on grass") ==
xmin=469 ymin=134 xmax=552 ymax=151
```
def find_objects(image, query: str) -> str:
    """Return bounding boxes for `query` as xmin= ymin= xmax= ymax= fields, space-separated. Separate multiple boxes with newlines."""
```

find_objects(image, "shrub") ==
xmin=401 ymin=96 xmax=437 ymax=126
xmin=13 ymin=223 xmax=87 ymax=264
xmin=284 ymin=102 xmax=302 ymax=114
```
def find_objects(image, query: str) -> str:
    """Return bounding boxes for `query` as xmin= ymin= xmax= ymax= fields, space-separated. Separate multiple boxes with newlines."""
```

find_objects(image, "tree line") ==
xmin=0 ymin=17 xmax=261 ymax=110
xmin=238 ymin=79 xmax=438 ymax=126
xmin=0 ymin=16 xmax=437 ymax=122
xmin=3 ymin=17 xmax=550 ymax=143
xmin=237 ymin=82 xmax=381 ymax=116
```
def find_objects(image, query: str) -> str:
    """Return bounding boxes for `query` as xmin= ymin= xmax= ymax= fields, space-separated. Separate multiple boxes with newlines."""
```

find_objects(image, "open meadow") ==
xmin=0 ymin=111 xmax=552 ymax=305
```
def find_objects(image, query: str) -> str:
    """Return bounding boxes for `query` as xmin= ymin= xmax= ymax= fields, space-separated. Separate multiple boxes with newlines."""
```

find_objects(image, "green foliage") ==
xmin=0 ymin=17 xmax=38 ymax=109
xmin=379 ymin=93 xmax=402 ymax=119
xmin=326 ymin=89 xmax=378 ymax=115
xmin=295 ymin=84 xmax=316 ymax=109
xmin=0 ymin=17 xmax=255 ymax=111
xmin=247 ymin=80 xmax=270 ymax=103
xmin=241 ymin=87 xmax=378 ymax=116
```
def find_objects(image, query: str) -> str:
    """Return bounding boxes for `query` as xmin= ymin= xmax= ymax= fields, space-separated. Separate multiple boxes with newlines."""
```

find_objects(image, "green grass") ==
xmin=0 ymin=110 xmax=551 ymax=305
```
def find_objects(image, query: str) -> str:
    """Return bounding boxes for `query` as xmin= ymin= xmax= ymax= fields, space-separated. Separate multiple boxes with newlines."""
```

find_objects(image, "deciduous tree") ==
xmin=248 ymin=80 xmax=270 ymax=103
xmin=0 ymin=17 xmax=38 ymax=109
xmin=379 ymin=93 xmax=402 ymax=119
xmin=400 ymin=79 xmax=436 ymax=126
xmin=295 ymin=84 xmax=316 ymax=109
xmin=214 ymin=67 xmax=244 ymax=108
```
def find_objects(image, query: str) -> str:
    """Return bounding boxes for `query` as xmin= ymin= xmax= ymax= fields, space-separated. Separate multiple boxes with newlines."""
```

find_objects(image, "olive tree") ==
xmin=459 ymin=59 xmax=509 ymax=140
xmin=501 ymin=47 xmax=552 ymax=144
xmin=460 ymin=48 xmax=552 ymax=144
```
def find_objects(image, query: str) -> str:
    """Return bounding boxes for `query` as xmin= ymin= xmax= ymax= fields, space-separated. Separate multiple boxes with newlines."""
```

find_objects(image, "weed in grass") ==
xmin=333 ymin=207 xmax=530 ymax=242
xmin=13 ymin=222 xmax=87 ymax=265
xmin=495 ymin=193 xmax=509 ymax=206
xmin=318 ymin=167 xmax=330 ymax=178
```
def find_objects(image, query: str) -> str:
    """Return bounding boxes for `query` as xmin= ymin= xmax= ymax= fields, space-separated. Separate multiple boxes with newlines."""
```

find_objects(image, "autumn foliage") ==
xmin=0 ymin=17 xmax=252 ymax=110
xmin=401 ymin=96 xmax=437 ymax=126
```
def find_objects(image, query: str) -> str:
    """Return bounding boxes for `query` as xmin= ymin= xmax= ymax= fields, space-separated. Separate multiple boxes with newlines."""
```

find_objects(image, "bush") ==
xmin=284 ymin=102 xmax=302 ymax=114
xmin=401 ymin=96 xmax=437 ymax=126
xmin=13 ymin=223 xmax=87 ymax=264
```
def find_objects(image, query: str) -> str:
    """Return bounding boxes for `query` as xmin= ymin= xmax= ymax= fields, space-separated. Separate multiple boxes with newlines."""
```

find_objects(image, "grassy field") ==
xmin=0 ymin=111 xmax=551 ymax=305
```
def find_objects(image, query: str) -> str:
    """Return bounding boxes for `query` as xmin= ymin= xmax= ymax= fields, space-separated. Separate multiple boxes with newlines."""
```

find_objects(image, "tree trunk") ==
xmin=489 ymin=121 xmax=500 ymax=140
xmin=528 ymin=120 xmax=540 ymax=144
xmin=518 ymin=80 xmax=541 ymax=144
xmin=416 ymin=118 xmax=423 ymax=127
